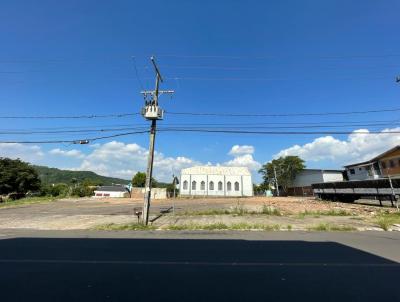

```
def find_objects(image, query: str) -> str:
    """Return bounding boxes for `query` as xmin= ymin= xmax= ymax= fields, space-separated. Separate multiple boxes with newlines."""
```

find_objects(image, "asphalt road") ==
xmin=0 ymin=230 xmax=399 ymax=302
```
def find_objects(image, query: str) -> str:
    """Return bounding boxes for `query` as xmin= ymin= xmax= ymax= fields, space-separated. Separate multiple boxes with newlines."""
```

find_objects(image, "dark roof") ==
xmin=344 ymin=145 xmax=400 ymax=168
xmin=300 ymin=168 xmax=344 ymax=173
xmin=95 ymin=186 xmax=127 ymax=192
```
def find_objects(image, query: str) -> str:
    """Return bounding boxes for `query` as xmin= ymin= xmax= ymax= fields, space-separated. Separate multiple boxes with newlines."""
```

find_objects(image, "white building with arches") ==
xmin=180 ymin=166 xmax=253 ymax=197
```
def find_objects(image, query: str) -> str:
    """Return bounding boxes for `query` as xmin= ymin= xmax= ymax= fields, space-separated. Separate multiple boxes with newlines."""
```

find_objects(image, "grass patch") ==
xmin=298 ymin=209 xmax=352 ymax=218
xmin=0 ymin=196 xmax=58 ymax=208
xmin=259 ymin=204 xmax=281 ymax=216
xmin=177 ymin=209 xmax=231 ymax=216
xmin=166 ymin=222 xmax=280 ymax=231
xmin=176 ymin=204 xmax=281 ymax=217
xmin=375 ymin=212 xmax=400 ymax=231
xmin=94 ymin=223 xmax=156 ymax=231
xmin=307 ymin=223 xmax=356 ymax=231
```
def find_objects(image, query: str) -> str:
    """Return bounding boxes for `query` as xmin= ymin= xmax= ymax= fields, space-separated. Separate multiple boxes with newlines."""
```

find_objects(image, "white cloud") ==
xmin=224 ymin=144 xmax=261 ymax=172
xmin=49 ymin=148 xmax=85 ymax=159
xmin=275 ymin=127 xmax=400 ymax=166
xmin=228 ymin=145 xmax=255 ymax=155
xmin=77 ymin=141 xmax=199 ymax=181
xmin=224 ymin=154 xmax=261 ymax=171
xmin=0 ymin=143 xmax=44 ymax=163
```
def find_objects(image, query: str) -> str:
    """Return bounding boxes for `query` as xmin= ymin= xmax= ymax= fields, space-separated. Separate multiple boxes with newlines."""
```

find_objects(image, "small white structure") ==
xmin=180 ymin=166 xmax=253 ymax=197
xmin=94 ymin=186 xmax=129 ymax=198
xmin=288 ymin=169 xmax=344 ymax=196
xmin=291 ymin=169 xmax=344 ymax=187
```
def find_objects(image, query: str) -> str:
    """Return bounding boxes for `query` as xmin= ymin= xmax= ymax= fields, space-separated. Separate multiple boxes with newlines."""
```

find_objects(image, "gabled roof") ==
xmin=95 ymin=186 xmax=127 ymax=192
xmin=344 ymin=145 xmax=400 ymax=168
xmin=181 ymin=166 xmax=251 ymax=176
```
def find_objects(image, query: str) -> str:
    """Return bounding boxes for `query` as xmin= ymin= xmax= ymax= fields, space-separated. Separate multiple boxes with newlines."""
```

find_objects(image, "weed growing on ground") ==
xmin=94 ymin=223 xmax=156 ymax=231
xmin=165 ymin=222 xmax=281 ymax=231
xmin=375 ymin=212 xmax=400 ymax=231
xmin=307 ymin=223 xmax=356 ymax=231
xmin=298 ymin=209 xmax=352 ymax=218
xmin=231 ymin=200 xmax=247 ymax=216
xmin=260 ymin=204 xmax=281 ymax=216
xmin=0 ymin=196 xmax=58 ymax=208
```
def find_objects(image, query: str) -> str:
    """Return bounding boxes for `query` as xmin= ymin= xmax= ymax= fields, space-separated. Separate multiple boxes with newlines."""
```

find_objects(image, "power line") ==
xmin=0 ymin=113 xmax=140 ymax=119
xmin=1 ymin=106 xmax=400 ymax=120
xmin=0 ymin=130 xmax=148 ymax=144
xmin=2 ymin=127 xmax=400 ymax=144
xmin=158 ymin=129 xmax=400 ymax=135
xmin=1 ymin=121 xmax=400 ymax=135
xmin=165 ymin=107 xmax=400 ymax=117
xmin=132 ymin=56 xmax=145 ymax=91
xmin=156 ymin=53 xmax=400 ymax=60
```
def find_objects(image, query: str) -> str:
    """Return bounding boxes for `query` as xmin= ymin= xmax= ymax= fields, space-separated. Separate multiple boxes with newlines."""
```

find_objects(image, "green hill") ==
xmin=33 ymin=165 xmax=129 ymax=186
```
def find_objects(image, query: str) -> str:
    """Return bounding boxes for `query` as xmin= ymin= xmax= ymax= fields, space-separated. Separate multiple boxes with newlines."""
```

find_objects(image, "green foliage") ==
xmin=33 ymin=165 xmax=128 ymax=186
xmin=298 ymin=209 xmax=352 ymax=218
xmin=94 ymin=223 xmax=156 ymax=231
xmin=40 ymin=183 xmax=69 ymax=197
xmin=307 ymin=223 xmax=356 ymax=231
xmin=166 ymin=223 xmax=281 ymax=231
xmin=258 ymin=156 xmax=305 ymax=193
xmin=260 ymin=205 xmax=281 ymax=216
xmin=131 ymin=172 xmax=147 ymax=187
xmin=253 ymin=183 xmax=270 ymax=195
xmin=132 ymin=172 xmax=160 ymax=188
xmin=71 ymin=185 xmax=95 ymax=197
xmin=375 ymin=212 xmax=400 ymax=231
xmin=0 ymin=158 xmax=41 ymax=195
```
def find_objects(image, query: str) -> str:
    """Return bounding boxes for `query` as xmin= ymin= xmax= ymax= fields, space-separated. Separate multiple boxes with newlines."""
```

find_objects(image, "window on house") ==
xmin=227 ymin=181 xmax=232 ymax=191
xmin=192 ymin=181 xmax=196 ymax=190
xmin=209 ymin=181 xmax=214 ymax=190
xmin=381 ymin=162 xmax=387 ymax=169
xmin=200 ymin=181 xmax=205 ymax=190
xmin=183 ymin=180 xmax=188 ymax=190
xmin=234 ymin=181 xmax=240 ymax=191
xmin=218 ymin=181 xmax=223 ymax=191
xmin=358 ymin=167 xmax=362 ymax=171
xmin=349 ymin=169 xmax=355 ymax=175
xmin=389 ymin=160 xmax=395 ymax=168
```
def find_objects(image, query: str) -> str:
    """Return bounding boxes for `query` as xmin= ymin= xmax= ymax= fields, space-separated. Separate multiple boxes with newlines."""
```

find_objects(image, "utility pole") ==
xmin=273 ymin=165 xmax=280 ymax=197
xmin=141 ymin=56 xmax=174 ymax=225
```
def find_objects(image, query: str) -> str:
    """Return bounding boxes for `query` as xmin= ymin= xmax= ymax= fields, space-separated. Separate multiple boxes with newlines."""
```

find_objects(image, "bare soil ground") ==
xmin=0 ymin=196 xmax=398 ymax=231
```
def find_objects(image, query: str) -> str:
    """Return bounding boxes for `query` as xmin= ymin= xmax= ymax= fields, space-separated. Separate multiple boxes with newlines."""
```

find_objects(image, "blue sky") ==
xmin=1 ymin=0 xmax=400 ymax=182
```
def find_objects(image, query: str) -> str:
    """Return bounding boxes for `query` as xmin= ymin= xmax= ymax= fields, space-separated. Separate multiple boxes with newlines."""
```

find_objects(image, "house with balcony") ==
xmin=344 ymin=145 xmax=400 ymax=181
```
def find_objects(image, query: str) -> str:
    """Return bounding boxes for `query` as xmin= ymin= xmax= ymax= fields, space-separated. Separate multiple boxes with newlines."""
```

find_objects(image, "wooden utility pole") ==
xmin=141 ymin=56 xmax=174 ymax=225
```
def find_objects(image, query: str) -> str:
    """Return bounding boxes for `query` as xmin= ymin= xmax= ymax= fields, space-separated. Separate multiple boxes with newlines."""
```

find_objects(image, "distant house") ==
xmin=344 ymin=145 xmax=400 ymax=181
xmin=287 ymin=169 xmax=344 ymax=196
xmin=94 ymin=186 xmax=129 ymax=198
xmin=180 ymin=166 xmax=253 ymax=197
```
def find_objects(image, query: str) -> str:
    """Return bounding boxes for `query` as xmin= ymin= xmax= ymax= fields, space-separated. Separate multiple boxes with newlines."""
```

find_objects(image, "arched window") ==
xmin=192 ymin=181 xmax=196 ymax=190
xmin=209 ymin=181 xmax=214 ymax=190
xmin=227 ymin=181 xmax=232 ymax=191
xmin=234 ymin=181 xmax=240 ymax=191
xmin=183 ymin=180 xmax=188 ymax=190
xmin=200 ymin=181 xmax=205 ymax=190
xmin=218 ymin=181 xmax=223 ymax=191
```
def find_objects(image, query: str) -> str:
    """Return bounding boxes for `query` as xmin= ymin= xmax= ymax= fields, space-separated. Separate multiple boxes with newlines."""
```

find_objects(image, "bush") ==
xmin=40 ymin=183 xmax=69 ymax=197
xmin=71 ymin=185 xmax=95 ymax=197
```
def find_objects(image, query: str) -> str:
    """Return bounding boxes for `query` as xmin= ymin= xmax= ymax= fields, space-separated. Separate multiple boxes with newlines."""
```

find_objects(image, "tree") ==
xmin=0 ymin=158 xmax=41 ymax=195
xmin=131 ymin=172 xmax=158 ymax=188
xmin=132 ymin=172 xmax=147 ymax=187
xmin=258 ymin=156 xmax=305 ymax=194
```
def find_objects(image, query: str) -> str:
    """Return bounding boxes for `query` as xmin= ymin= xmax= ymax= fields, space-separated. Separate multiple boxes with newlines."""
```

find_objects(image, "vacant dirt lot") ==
xmin=0 ymin=196 xmax=398 ymax=231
